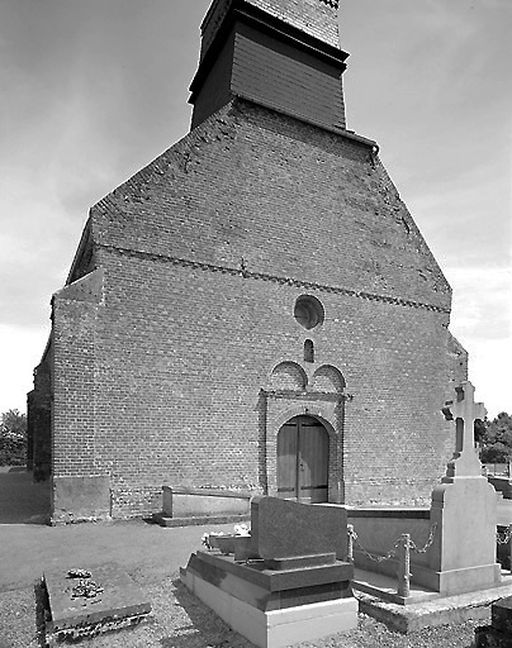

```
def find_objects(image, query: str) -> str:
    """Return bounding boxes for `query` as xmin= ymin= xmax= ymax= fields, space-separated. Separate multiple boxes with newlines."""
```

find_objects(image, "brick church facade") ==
xmin=28 ymin=0 xmax=467 ymax=523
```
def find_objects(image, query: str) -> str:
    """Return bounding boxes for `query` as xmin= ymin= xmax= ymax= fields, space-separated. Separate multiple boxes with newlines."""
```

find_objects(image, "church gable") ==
xmin=90 ymin=98 xmax=450 ymax=312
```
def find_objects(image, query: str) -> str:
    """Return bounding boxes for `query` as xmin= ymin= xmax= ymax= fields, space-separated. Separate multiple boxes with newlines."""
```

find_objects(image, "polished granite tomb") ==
xmin=180 ymin=496 xmax=358 ymax=648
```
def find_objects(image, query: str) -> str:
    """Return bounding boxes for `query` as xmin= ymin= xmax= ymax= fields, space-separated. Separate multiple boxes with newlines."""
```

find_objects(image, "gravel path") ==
xmin=0 ymin=570 xmax=485 ymax=648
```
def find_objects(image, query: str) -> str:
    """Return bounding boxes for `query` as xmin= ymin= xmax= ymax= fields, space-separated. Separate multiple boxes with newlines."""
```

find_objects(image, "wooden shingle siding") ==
xmin=191 ymin=0 xmax=347 ymax=132
xmin=231 ymin=26 xmax=345 ymax=131
xmin=191 ymin=31 xmax=236 ymax=129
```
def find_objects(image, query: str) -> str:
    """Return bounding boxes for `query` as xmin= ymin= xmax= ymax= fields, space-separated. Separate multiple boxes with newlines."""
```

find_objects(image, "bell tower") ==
xmin=190 ymin=0 xmax=348 ymax=132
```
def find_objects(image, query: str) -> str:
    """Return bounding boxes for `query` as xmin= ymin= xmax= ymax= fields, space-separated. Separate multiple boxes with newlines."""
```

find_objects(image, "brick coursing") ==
xmin=201 ymin=0 xmax=340 ymax=58
xmin=30 ymin=98 xmax=467 ymax=521
xmin=246 ymin=0 xmax=340 ymax=48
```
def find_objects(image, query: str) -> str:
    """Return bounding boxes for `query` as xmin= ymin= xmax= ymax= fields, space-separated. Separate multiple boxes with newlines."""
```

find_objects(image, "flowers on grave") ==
xmin=233 ymin=523 xmax=250 ymax=537
xmin=67 ymin=568 xmax=92 ymax=579
xmin=70 ymin=580 xmax=104 ymax=600
xmin=201 ymin=531 xmax=225 ymax=550
xmin=201 ymin=524 xmax=251 ymax=552
xmin=66 ymin=568 xmax=103 ymax=600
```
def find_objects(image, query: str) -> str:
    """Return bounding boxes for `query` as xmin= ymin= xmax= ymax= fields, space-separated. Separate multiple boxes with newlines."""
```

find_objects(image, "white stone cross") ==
xmin=443 ymin=381 xmax=487 ymax=479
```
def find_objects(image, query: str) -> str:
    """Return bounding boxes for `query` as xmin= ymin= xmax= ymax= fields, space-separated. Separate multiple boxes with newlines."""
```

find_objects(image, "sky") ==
xmin=0 ymin=0 xmax=510 ymax=418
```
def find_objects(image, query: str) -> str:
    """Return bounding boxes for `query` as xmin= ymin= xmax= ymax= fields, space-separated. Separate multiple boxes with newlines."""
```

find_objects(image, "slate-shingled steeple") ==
xmin=190 ymin=0 xmax=348 ymax=132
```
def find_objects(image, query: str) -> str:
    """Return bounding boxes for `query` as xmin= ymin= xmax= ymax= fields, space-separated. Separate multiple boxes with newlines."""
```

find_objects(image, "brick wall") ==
xmin=83 ymin=251 xmax=458 ymax=515
xmin=92 ymin=100 xmax=450 ymax=310
xmin=37 ymin=99 xmax=465 ymax=518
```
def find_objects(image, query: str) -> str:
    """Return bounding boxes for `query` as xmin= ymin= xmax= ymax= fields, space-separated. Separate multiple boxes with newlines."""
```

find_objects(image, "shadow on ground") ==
xmin=34 ymin=579 xmax=49 ymax=648
xmin=158 ymin=579 xmax=250 ymax=648
xmin=0 ymin=468 xmax=50 ymax=524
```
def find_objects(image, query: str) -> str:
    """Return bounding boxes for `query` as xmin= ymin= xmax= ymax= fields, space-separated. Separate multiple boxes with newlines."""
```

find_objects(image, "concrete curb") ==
xmin=357 ymin=583 xmax=512 ymax=633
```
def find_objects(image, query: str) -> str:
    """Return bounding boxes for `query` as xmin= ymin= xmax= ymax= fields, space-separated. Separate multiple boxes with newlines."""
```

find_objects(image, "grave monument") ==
xmin=42 ymin=564 xmax=151 ymax=644
xmin=349 ymin=381 xmax=502 ymax=599
xmin=180 ymin=496 xmax=357 ymax=648
xmin=429 ymin=381 xmax=501 ymax=594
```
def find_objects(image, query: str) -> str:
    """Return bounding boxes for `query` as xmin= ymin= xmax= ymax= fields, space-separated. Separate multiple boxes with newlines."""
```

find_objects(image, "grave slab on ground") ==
xmin=180 ymin=496 xmax=358 ymax=648
xmin=43 ymin=563 xmax=151 ymax=644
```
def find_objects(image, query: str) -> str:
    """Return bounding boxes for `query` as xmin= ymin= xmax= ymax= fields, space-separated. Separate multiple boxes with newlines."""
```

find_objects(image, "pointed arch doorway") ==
xmin=277 ymin=416 xmax=329 ymax=503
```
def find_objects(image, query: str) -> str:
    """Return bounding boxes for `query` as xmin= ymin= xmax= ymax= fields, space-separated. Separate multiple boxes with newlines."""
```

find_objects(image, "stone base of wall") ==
xmin=52 ymin=476 xmax=110 ymax=524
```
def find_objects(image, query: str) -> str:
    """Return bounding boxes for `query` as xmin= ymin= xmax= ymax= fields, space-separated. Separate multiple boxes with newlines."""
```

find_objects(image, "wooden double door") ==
xmin=277 ymin=416 xmax=329 ymax=503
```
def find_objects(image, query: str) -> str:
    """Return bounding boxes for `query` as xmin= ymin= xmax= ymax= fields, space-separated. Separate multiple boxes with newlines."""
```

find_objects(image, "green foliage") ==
xmin=0 ymin=409 xmax=27 ymax=466
xmin=479 ymin=412 xmax=512 ymax=464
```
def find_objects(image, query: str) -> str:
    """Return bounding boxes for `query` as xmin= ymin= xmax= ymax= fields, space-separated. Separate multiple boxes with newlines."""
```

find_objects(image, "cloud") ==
xmin=447 ymin=266 xmax=512 ymax=340
xmin=446 ymin=265 xmax=512 ymax=416
xmin=467 ymin=338 xmax=512 ymax=418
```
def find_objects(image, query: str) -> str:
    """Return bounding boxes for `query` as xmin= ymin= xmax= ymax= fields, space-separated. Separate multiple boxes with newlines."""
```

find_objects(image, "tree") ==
xmin=479 ymin=412 xmax=512 ymax=465
xmin=0 ymin=409 xmax=27 ymax=466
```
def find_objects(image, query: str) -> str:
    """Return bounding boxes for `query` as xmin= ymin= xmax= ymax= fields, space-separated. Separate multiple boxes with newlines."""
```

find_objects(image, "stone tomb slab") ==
xmin=181 ymin=496 xmax=357 ymax=647
xmin=43 ymin=564 xmax=151 ymax=642
xmin=181 ymin=552 xmax=357 ymax=648
xmin=185 ymin=550 xmax=353 ymax=607
xmin=250 ymin=496 xmax=348 ymax=560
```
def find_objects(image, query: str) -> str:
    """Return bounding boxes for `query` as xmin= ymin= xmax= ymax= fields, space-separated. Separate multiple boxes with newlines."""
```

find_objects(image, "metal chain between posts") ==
xmin=347 ymin=524 xmax=437 ymax=563
xmin=347 ymin=524 xmax=400 ymax=564
xmin=347 ymin=523 xmax=437 ymax=599
xmin=408 ymin=524 xmax=438 ymax=554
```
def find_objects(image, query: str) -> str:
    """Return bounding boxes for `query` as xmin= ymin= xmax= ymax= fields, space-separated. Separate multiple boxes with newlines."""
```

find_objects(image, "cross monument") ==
xmin=442 ymin=381 xmax=487 ymax=480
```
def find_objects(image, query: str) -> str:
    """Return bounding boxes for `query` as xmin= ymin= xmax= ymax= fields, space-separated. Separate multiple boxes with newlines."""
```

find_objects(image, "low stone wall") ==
xmin=162 ymin=486 xmax=251 ymax=519
xmin=348 ymin=508 xmax=433 ymax=585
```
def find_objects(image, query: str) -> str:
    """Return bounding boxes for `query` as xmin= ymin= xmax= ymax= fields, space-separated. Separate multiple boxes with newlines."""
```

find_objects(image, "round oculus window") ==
xmin=294 ymin=295 xmax=324 ymax=330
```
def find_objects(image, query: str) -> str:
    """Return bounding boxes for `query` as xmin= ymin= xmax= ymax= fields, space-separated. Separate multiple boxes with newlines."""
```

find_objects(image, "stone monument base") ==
xmin=432 ymin=563 xmax=502 ymax=596
xmin=180 ymin=551 xmax=358 ymax=648
xmin=429 ymin=474 xmax=502 ymax=596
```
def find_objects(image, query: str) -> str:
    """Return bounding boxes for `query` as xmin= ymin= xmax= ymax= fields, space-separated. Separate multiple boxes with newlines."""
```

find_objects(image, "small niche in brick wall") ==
xmin=304 ymin=339 xmax=315 ymax=363
xmin=294 ymin=295 xmax=324 ymax=330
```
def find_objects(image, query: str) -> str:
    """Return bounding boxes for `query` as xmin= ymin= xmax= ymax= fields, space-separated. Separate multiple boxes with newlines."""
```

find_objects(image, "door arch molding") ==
xmin=271 ymin=405 xmax=337 ymax=438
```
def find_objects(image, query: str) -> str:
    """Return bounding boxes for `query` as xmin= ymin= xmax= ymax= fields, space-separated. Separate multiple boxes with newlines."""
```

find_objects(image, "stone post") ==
xmin=347 ymin=524 xmax=355 ymax=563
xmin=397 ymin=534 xmax=411 ymax=598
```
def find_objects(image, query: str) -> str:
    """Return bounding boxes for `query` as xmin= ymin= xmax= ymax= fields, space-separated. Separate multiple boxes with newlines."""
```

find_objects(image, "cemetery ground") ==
xmin=1 ymin=470 xmax=511 ymax=648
